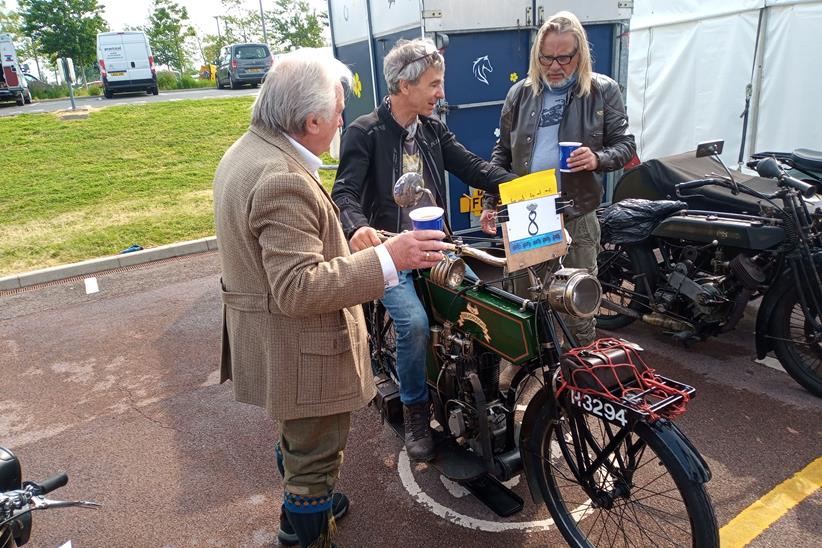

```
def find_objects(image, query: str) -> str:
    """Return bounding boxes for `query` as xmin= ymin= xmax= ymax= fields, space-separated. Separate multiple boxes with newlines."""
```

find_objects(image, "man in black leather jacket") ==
xmin=481 ymin=11 xmax=636 ymax=346
xmin=332 ymin=38 xmax=513 ymax=462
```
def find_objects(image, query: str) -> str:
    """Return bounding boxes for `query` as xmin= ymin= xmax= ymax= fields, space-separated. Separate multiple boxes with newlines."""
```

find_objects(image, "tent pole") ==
xmin=738 ymin=7 xmax=766 ymax=169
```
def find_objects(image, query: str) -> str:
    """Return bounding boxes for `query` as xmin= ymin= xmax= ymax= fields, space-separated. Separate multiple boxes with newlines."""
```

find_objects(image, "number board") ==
xmin=499 ymin=169 xmax=568 ymax=272
xmin=569 ymin=389 xmax=632 ymax=427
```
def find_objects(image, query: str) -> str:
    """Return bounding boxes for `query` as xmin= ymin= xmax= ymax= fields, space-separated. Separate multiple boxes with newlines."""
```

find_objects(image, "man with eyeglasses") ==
xmin=332 ymin=38 xmax=514 ymax=462
xmin=480 ymin=11 xmax=636 ymax=346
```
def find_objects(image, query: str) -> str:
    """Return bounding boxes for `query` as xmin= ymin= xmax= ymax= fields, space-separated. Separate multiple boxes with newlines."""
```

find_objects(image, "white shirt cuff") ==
xmin=374 ymin=244 xmax=399 ymax=288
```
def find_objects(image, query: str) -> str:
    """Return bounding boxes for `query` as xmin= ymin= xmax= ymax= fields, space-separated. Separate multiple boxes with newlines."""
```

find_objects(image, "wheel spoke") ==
xmin=532 ymin=406 xmax=714 ymax=546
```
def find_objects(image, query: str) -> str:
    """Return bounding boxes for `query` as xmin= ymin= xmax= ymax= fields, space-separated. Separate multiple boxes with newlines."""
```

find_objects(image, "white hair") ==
xmin=252 ymin=49 xmax=352 ymax=134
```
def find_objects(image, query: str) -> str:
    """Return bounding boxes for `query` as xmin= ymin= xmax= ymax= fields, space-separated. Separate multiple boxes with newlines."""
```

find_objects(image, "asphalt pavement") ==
xmin=1 ymin=250 xmax=819 ymax=547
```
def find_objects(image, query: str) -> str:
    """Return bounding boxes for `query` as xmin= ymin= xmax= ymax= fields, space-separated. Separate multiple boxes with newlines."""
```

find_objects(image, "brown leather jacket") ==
xmin=486 ymin=73 xmax=636 ymax=219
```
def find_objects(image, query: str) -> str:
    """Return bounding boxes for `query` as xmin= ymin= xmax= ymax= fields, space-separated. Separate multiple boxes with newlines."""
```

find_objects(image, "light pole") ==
xmin=258 ymin=0 xmax=268 ymax=44
xmin=214 ymin=16 xmax=222 ymax=41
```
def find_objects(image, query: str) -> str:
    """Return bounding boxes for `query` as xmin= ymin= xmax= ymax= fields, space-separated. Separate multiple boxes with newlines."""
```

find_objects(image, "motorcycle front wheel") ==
xmin=526 ymin=398 xmax=718 ymax=547
xmin=769 ymin=285 xmax=822 ymax=397
xmin=596 ymin=244 xmax=657 ymax=330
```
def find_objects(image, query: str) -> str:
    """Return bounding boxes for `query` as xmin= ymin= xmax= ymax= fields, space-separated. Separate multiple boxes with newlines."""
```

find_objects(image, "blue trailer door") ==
xmin=441 ymin=29 xmax=531 ymax=234
xmin=443 ymin=23 xmax=620 ymax=234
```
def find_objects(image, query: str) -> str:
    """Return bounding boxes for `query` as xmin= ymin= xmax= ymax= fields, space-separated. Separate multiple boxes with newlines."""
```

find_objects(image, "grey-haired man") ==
xmin=332 ymin=38 xmax=514 ymax=462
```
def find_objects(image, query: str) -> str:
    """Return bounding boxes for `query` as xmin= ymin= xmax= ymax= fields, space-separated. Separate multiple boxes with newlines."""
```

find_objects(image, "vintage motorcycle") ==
xmin=596 ymin=140 xmax=822 ymax=397
xmin=365 ymin=173 xmax=719 ymax=547
xmin=1 ymin=446 xmax=100 ymax=547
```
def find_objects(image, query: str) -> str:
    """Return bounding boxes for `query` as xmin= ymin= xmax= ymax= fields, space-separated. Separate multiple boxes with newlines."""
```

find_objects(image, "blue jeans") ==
xmin=381 ymin=270 xmax=429 ymax=406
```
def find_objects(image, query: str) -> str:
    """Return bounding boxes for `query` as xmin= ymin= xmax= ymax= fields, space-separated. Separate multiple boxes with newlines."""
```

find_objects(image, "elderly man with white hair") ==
xmin=213 ymin=49 xmax=448 ymax=547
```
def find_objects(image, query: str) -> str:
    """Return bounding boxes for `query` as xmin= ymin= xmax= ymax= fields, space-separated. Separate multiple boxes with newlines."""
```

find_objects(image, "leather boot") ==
xmin=282 ymin=492 xmax=336 ymax=548
xmin=403 ymin=402 xmax=434 ymax=462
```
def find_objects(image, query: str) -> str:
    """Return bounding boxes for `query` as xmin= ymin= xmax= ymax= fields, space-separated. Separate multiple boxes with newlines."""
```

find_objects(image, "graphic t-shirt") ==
xmin=398 ymin=120 xmax=438 ymax=231
xmin=530 ymin=90 xmax=566 ymax=173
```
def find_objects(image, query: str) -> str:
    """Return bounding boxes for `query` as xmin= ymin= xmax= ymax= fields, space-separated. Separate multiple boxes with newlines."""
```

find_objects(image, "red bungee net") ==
xmin=559 ymin=338 xmax=691 ymax=421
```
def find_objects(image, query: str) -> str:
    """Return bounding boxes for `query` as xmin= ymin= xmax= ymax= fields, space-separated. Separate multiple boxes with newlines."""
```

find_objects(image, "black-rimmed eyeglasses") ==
xmin=399 ymin=49 xmax=442 ymax=74
xmin=538 ymin=49 xmax=578 ymax=67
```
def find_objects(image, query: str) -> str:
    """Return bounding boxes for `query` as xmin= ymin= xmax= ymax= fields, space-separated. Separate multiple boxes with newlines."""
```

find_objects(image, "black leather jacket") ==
xmin=332 ymin=99 xmax=515 ymax=238
xmin=486 ymin=74 xmax=636 ymax=219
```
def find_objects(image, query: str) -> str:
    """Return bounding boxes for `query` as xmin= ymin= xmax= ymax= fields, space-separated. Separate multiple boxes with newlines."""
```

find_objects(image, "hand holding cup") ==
xmin=384 ymin=229 xmax=447 ymax=271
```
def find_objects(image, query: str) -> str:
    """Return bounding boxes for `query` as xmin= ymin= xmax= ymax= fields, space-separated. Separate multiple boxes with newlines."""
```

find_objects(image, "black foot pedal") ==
xmin=460 ymin=474 xmax=524 ymax=517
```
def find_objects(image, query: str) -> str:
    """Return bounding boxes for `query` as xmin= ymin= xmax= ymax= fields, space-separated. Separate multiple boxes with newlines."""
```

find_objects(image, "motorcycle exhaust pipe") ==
xmin=600 ymin=299 xmax=694 ymax=332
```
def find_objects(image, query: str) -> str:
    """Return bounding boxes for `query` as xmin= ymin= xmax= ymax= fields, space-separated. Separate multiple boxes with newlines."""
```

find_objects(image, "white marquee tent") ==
xmin=626 ymin=0 xmax=822 ymax=167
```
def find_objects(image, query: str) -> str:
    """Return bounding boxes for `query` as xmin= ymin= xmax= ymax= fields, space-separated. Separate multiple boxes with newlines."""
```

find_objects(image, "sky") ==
xmin=6 ymin=0 xmax=330 ymax=39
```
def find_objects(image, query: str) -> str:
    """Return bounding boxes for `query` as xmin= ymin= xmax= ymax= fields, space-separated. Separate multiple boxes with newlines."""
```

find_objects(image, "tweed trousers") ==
xmin=279 ymin=412 xmax=351 ymax=498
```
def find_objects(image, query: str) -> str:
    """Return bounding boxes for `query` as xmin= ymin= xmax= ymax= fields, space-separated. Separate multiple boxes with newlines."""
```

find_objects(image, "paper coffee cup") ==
xmin=559 ymin=141 xmax=582 ymax=172
xmin=409 ymin=206 xmax=444 ymax=231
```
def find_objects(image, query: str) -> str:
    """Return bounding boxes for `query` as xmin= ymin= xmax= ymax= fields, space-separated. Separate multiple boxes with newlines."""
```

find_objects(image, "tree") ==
xmin=268 ymin=0 xmax=327 ymax=50
xmin=1 ymin=0 xmax=44 ymax=77
xmin=220 ymin=0 xmax=261 ymax=45
xmin=201 ymin=34 xmax=224 ymax=65
xmin=143 ymin=0 xmax=196 ymax=75
xmin=18 ymin=0 xmax=107 ymax=80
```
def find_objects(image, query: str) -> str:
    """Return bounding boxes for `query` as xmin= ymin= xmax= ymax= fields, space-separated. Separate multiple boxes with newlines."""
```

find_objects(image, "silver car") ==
xmin=215 ymin=43 xmax=272 ymax=89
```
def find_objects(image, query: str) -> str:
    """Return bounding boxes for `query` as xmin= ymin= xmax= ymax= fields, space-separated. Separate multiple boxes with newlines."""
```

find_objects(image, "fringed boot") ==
xmin=276 ymin=442 xmax=349 ymax=546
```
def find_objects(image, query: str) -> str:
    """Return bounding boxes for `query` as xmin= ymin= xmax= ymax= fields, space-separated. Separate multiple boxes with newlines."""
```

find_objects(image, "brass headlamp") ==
xmin=430 ymin=254 xmax=466 ymax=289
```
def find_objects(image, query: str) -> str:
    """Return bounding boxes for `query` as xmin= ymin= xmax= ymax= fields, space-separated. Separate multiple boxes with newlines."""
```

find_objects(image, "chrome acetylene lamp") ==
xmin=546 ymin=268 xmax=602 ymax=318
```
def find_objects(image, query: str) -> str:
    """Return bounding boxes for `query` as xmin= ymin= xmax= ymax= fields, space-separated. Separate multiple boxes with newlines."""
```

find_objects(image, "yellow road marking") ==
xmin=720 ymin=456 xmax=822 ymax=547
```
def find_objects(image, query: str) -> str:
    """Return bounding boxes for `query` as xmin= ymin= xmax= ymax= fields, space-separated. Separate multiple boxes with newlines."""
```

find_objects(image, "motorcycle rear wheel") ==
xmin=769 ymin=285 xmax=822 ymax=397
xmin=528 ymin=398 xmax=718 ymax=547
xmin=596 ymin=245 xmax=657 ymax=330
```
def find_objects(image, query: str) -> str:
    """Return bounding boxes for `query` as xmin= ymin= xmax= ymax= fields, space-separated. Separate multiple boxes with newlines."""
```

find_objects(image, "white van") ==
xmin=0 ymin=32 xmax=31 ymax=105
xmin=96 ymin=31 xmax=158 ymax=98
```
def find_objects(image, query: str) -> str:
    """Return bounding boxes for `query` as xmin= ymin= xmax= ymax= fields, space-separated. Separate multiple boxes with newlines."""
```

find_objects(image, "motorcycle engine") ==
xmin=664 ymin=261 xmax=730 ymax=321
xmin=434 ymin=323 xmax=508 ymax=453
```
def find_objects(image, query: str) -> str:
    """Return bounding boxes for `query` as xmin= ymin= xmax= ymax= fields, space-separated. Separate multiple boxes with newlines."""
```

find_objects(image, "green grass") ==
xmin=0 ymin=98 xmax=338 ymax=276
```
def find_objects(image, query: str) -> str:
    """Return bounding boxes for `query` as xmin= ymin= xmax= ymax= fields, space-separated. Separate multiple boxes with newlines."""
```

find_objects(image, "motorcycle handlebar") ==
xmin=675 ymin=178 xmax=728 ymax=194
xmin=375 ymin=230 xmax=508 ymax=268
xmin=757 ymin=156 xmax=817 ymax=198
xmin=35 ymin=472 xmax=69 ymax=495
xmin=782 ymin=175 xmax=817 ymax=199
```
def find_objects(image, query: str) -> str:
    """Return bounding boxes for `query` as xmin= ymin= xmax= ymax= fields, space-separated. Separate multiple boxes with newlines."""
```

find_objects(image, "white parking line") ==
xmin=754 ymin=356 xmax=786 ymax=373
xmin=397 ymin=447 xmax=556 ymax=532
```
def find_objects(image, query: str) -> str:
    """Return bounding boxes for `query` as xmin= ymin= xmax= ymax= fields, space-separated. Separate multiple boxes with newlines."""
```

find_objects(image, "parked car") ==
xmin=97 ymin=31 xmax=158 ymax=98
xmin=215 ymin=43 xmax=272 ymax=89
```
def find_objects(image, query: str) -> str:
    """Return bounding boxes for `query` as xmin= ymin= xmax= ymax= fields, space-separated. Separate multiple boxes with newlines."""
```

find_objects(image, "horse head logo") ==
xmin=472 ymin=55 xmax=493 ymax=85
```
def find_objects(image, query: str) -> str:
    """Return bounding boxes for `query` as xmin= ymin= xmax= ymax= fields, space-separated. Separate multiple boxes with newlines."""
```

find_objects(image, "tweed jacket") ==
xmin=213 ymin=125 xmax=384 ymax=421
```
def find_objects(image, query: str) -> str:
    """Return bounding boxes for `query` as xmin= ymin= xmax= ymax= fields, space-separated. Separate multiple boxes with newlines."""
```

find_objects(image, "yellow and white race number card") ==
xmin=499 ymin=169 xmax=568 ymax=271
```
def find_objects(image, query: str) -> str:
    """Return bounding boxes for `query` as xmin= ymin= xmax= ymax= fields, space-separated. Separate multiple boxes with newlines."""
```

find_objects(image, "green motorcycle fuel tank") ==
xmin=414 ymin=270 xmax=539 ymax=379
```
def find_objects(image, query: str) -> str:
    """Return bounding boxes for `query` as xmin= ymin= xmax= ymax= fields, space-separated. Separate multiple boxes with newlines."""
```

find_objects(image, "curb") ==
xmin=31 ymin=86 xmax=220 ymax=104
xmin=0 ymin=236 xmax=218 ymax=291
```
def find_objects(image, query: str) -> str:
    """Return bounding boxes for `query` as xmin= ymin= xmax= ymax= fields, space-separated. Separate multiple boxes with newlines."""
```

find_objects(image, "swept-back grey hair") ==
xmin=252 ymin=49 xmax=352 ymax=135
xmin=384 ymin=38 xmax=444 ymax=95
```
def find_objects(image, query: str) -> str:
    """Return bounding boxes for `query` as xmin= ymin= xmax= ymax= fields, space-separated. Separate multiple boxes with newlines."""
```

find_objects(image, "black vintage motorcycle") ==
xmin=597 ymin=140 xmax=822 ymax=397
xmin=366 ymin=173 xmax=719 ymax=546
xmin=1 ymin=447 xmax=100 ymax=547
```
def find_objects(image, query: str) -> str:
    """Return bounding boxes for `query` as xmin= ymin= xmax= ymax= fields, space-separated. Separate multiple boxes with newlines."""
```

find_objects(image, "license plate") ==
xmin=110 ymin=71 xmax=126 ymax=76
xmin=246 ymin=68 xmax=261 ymax=73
